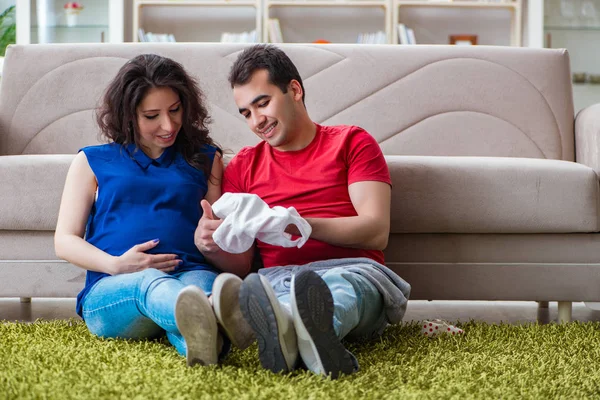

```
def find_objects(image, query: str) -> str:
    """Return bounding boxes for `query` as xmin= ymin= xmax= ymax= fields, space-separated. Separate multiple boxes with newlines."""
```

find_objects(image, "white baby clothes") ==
xmin=211 ymin=192 xmax=312 ymax=254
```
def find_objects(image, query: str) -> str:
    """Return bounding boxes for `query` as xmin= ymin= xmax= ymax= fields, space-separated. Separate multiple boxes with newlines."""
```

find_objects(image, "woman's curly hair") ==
xmin=96 ymin=54 xmax=219 ymax=175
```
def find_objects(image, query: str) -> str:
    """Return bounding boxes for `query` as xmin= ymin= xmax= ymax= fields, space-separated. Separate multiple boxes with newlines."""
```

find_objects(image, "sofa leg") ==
xmin=557 ymin=301 xmax=572 ymax=323
xmin=537 ymin=301 xmax=549 ymax=309
xmin=20 ymin=297 xmax=31 ymax=303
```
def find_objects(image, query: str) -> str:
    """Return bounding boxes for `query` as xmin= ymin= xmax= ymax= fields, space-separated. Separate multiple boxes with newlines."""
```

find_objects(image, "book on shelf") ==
xmin=397 ymin=23 xmax=416 ymax=44
xmin=357 ymin=31 xmax=387 ymax=44
xmin=407 ymin=28 xmax=416 ymax=44
xmin=397 ymin=23 xmax=408 ymax=44
xmin=268 ymin=18 xmax=283 ymax=43
xmin=138 ymin=28 xmax=176 ymax=42
xmin=220 ymin=30 xmax=258 ymax=43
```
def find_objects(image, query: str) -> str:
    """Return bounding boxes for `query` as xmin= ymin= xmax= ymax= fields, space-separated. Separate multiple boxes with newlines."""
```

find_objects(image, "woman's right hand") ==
xmin=111 ymin=239 xmax=181 ymax=275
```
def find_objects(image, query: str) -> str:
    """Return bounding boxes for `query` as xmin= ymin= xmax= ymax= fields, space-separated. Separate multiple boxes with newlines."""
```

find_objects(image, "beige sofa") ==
xmin=1 ymin=43 xmax=599 ymax=322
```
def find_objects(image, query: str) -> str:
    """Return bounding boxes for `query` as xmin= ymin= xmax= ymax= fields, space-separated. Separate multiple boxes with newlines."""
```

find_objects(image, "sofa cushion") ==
xmin=0 ymin=44 xmax=574 ymax=161
xmin=0 ymin=154 xmax=74 ymax=231
xmin=388 ymin=156 xmax=599 ymax=233
xmin=4 ymin=154 xmax=598 ymax=234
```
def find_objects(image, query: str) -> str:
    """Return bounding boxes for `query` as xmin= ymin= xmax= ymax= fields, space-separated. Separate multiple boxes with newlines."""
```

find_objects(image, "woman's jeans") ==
xmin=82 ymin=268 xmax=218 ymax=356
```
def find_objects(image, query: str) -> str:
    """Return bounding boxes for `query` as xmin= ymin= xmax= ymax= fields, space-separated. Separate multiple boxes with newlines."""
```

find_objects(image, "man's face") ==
xmin=233 ymin=69 xmax=302 ymax=151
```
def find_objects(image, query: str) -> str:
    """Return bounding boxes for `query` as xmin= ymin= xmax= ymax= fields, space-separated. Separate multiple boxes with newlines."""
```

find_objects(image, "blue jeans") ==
xmin=82 ymin=268 xmax=218 ymax=356
xmin=261 ymin=266 xmax=385 ymax=340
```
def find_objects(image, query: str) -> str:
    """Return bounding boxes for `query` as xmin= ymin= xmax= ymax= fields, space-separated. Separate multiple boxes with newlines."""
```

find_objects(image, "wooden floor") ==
xmin=3 ymin=298 xmax=600 ymax=324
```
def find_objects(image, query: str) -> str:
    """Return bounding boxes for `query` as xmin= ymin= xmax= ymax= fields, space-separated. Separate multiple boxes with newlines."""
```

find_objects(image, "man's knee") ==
xmin=321 ymin=268 xmax=379 ymax=304
xmin=322 ymin=269 xmax=385 ymax=339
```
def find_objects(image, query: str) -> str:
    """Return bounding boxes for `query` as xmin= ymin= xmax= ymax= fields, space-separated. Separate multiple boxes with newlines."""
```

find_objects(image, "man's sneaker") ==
xmin=239 ymin=273 xmax=298 ymax=373
xmin=212 ymin=273 xmax=256 ymax=350
xmin=290 ymin=269 xmax=356 ymax=379
xmin=175 ymin=285 xmax=218 ymax=367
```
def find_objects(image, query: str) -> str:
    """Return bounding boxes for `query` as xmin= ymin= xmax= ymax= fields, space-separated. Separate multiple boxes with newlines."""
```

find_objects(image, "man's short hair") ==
xmin=228 ymin=44 xmax=306 ymax=103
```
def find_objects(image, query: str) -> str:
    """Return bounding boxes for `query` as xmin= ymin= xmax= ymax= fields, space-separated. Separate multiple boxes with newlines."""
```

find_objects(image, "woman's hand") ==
xmin=111 ymin=239 xmax=181 ymax=275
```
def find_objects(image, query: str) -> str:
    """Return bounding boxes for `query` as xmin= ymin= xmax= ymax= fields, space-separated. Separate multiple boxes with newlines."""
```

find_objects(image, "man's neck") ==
xmin=294 ymin=117 xmax=317 ymax=150
xmin=278 ymin=114 xmax=316 ymax=152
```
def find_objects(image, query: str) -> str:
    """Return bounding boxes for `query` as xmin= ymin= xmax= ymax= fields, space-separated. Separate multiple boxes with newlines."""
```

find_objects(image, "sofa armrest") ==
xmin=575 ymin=103 xmax=600 ymax=175
xmin=0 ymin=154 xmax=75 ymax=231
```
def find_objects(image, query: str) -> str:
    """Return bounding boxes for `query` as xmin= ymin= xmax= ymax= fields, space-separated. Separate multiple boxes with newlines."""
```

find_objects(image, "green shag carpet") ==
xmin=2 ymin=319 xmax=600 ymax=399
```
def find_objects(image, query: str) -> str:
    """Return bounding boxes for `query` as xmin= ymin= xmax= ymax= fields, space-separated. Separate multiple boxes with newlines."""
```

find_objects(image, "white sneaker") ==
xmin=212 ymin=273 xmax=256 ymax=350
xmin=290 ymin=269 xmax=356 ymax=379
xmin=239 ymin=273 xmax=298 ymax=373
xmin=175 ymin=285 xmax=218 ymax=367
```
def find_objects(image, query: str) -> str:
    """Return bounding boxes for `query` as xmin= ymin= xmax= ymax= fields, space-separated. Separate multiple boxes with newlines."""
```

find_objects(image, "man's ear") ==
xmin=289 ymin=79 xmax=304 ymax=101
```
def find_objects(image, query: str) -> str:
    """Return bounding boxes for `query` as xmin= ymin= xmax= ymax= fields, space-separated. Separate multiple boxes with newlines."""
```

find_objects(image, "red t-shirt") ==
xmin=223 ymin=124 xmax=391 ymax=268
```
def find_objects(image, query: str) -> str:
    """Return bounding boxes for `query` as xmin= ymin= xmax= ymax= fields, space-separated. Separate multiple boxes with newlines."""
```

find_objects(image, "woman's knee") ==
xmin=137 ymin=268 xmax=169 ymax=281
xmin=137 ymin=268 xmax=176 ymax=293
xmin=177 ymin=269 xmax=218 ymax=294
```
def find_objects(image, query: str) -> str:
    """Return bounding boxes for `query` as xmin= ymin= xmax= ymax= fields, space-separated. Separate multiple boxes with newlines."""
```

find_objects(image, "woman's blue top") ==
xmin=75 ymin=143 xmax=218 ymax=317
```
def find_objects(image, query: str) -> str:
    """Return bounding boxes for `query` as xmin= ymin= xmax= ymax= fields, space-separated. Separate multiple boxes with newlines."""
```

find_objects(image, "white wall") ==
xmin=27 ymin=0 xmax=110 ymax=43
xmin=30 ymin=0 xmax=109 ymax=27
xmin=0 ymin=0 xmax=15 ymax=13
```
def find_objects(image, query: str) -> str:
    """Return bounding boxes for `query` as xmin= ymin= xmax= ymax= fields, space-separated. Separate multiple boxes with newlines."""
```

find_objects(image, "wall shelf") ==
xmin=267 ymin=1 xmax=387 ymax=7
xmin=545 ymin=25 xmax=600 ymax=31
xmin=135 ymin=0 xmax=257 ymax=6
xmin=393 ymin=0 xmax=522 ymax=45
xmin=133 ymin=0 xmax=262 ymax=42
xmin=132 ymin=0 xmax=523 ymax=45
xmin=396 ymin=1 xmax=519 ymax=9
xmin=264 ymin=0 xmax=391 ymax=43
xmin=31 ymin=25 xmax=110 ymax=29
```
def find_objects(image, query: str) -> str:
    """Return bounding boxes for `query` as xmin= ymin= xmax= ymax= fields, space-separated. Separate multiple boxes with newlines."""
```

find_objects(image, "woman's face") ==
xmin=136 ymin=86 xmax=183 ymax=159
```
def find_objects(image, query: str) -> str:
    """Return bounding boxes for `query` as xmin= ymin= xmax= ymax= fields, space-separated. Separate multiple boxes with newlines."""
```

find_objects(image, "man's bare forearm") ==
xmin=305 ymin=215 xmax=390 ymax=250
xmin=203 ymin=248 xmax=254 ymax=278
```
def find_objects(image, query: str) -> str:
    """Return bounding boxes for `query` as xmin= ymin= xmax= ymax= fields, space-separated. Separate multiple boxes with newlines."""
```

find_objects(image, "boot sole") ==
xmin=291 ymin=270 xmax=354 ymax=379
xmin=175 ymin=285 xmax=218 ymax=367
xmin=213 ymin=273 xmax=256 ymax=350
xmin=239 ymin=274 xmax=290 ymax=373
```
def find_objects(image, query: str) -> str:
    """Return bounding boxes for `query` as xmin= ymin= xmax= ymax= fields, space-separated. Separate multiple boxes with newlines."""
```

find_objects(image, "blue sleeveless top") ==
xmin=75 ymin=143 xmax=218 ymax=317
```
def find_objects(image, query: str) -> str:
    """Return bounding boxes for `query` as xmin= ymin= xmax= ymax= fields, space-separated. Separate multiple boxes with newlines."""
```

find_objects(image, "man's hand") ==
xmin=284 ymin=223 xmax=302 ymax=236
xmin=195 ymin=199 xmax=223 ymax=254
xmin=112 ymin=239 xmax=181 ymax=275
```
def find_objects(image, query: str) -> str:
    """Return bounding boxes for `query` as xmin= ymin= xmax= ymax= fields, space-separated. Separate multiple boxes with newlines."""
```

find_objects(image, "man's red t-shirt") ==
xmin=223 ymin=124 xmax=391 ymax=268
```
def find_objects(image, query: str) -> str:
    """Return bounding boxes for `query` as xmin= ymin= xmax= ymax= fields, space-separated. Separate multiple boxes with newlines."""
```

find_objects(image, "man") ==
xmin=195 ymin=44 xmax=410 ymax=378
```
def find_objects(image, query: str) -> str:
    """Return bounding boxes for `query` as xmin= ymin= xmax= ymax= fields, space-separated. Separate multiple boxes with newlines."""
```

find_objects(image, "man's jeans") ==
xmin=82 ymin=268 xmax=218 ymax=356
xmin=261 ymin=266 xmax=386 ymax=340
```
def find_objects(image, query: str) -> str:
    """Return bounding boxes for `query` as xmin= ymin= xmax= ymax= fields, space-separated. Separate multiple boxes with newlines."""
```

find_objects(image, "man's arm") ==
xmin=290 ymin=180 xmax=391 ymax=250
xmin=202 ymin=245 xmax=254 ymax=278
xmin=194 ymin=152 xmax=253 ymax=277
